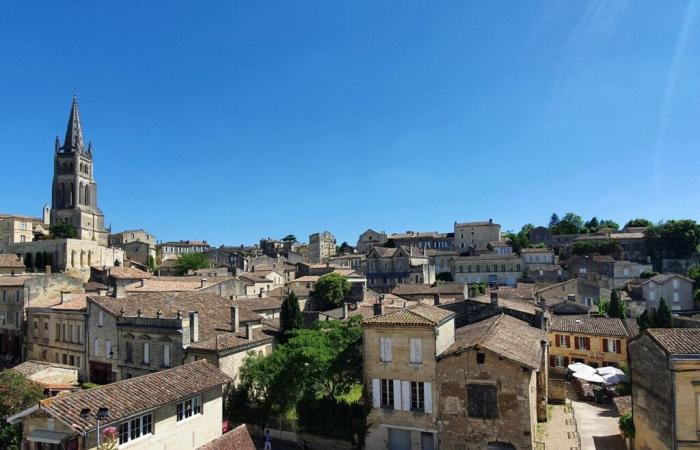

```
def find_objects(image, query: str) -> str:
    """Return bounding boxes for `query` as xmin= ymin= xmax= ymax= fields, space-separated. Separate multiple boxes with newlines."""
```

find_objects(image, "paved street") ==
xmin=571 ymin=400 xmax=626 ymax=450
xmin=538 ymin=402 xmax=580 ymax=450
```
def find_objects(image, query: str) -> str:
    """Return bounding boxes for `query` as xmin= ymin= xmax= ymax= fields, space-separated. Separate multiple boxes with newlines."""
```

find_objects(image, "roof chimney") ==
xmin=490 ymin=292 xmax=498 ymax=307
xmin=433 ymin=293 xmax=441 ymax=305
xmin=373 ymin=303 xmax=384 ymax=316
xmin=59 ymin=292 xmax=66 ymax=305
xmin=246 ymin=323 xmax=253 ymax=341
xmin=231 ymin=306 xmax=240 ymax=333
xmin=189 ymin=311 xmax=199 ymax=343
xmin=140 ymin=279 xmax=146 ymax=288
xmin=200 ymin=278 xmax=208 ymax=289
xmin=112 ymin=282 xmax=127 ymax=299
xmin=567 ymin=294 xmax=576 ymax=303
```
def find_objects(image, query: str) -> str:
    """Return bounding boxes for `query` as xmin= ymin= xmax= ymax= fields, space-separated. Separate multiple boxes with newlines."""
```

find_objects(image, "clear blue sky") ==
xmin=1 ymin=1 xmax=699 ymax=246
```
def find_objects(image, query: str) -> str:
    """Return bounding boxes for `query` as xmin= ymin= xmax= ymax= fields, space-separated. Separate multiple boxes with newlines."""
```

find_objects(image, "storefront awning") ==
xmin=26 ymin=429 xmax=70 ymax=444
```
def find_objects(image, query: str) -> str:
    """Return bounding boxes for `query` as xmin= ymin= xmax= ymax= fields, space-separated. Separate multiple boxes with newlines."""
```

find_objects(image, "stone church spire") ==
xmin=62 ymin=95 xmax=85 ymax=153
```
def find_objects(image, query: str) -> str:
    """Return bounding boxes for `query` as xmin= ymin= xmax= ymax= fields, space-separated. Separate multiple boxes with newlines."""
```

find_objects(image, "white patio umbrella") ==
xmin=601 ymin=373 xmax=627 ymax=385
xmin=597 ymin=366 xmax=625 ymax=376
xmin=573 ymin=372 xmax=606 ymax=384
xmin=567 ymin=362 xmax=596 ymax=374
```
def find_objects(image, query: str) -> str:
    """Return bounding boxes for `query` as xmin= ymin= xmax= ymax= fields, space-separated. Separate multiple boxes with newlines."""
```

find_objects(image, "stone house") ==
xmin=362 ymin=304 xmax=455 ymax=449
xmin=7 ymin=360 xmax=231 ymax=450
xmin=560 ymin=254 xmax=615 ymax=285
xmin=108 ymin=229 xmax=156 ymax=266
xmin=309 ymin=231 xmax=336 ymax=264
xmin=0 ymin=274 xmax=83 ymax=365
xmin=613 ymin=260 xmax=653 ymax=288
xmin=26 ymin=293 xmax=89 ymax=379
xmin=449 ymin=254 xmax=523 ymax=286
xmin=10 ymin=360 xmax=79 ymax=395
xmin=424 ymin=249 xmax=459 ymax=276
xmin=437 ymin=314 xmax=548 ymax=450
xmin=0 ymin=253 xmax=26 ymax=275
xmin=629 ymin=328 xmax=700 ymax=450
xmin=388 ymin=231 xmax=454 ymax=251
xmin=641 ymin=273 xmax=694 ymax=311
xmin=390 ymin=283 xmax=467 ymax=304
xmin=329 ymin=254 xmax=367 ymax=273
xmin=86 ymin=290 xmax=274 ymax=383
xmin=528 ymin=226 xmax=551 ymax=247
xmin=204 ymin=246 xmax=249 ymax=273
xmin=453 ymin=220 xmax=501 ymax=253
xmin=0 ymin=215 xmax=35 ymax=253
xmin=535 ymin=278 xmax=611 ymax=308
xmin=238 ymin=273 xmax=274 ymax=296
xmin=357 ymin=229 xmax=388 ymax=254
xmin=366 ymin=246 xmax=435 ymax=293
xmin=521 ymin=248 xmax=555 ymax=267
xmin=548 ymin=315 xmax=628 ymax=369
xmin=524 ymin=264 xmax=565 ymax=283
xmin=362 ymin=303 xmax=548 ymax=450
xmin=157 ymin=240 xmax=210 ymax=262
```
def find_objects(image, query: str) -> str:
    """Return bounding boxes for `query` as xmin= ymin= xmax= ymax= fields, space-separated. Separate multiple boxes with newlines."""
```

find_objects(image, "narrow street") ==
xmin=571 ymin=400 xmax=626 ymax=450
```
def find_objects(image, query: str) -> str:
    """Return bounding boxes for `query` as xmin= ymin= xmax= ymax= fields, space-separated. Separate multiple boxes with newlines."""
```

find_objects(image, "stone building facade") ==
xmin=449 ymin=254 xmax=523 ymax=286
xmin=629 ymin=328 xmax=700 ymax=450
xmin=454 ymin=220 xmax=501 ymax=253
xmin=357 ymin=229 xmax=388 ymax=254
xmin=309 ymin=231 xmax=336 ymax=264
xmin=548 ymin=315 xmax=628 ymax=369
xmin=535 ymin=278 xmax=611 ymax=308
xmin=0 ymin=215 xmax=34 ymax=253
xmin=157 ymin=240 xmax=211 ymax=261
xmin=641 ymin=273 xmax=694 ymax=311
xmin=366 ymin=246 xmax=435 ymax=293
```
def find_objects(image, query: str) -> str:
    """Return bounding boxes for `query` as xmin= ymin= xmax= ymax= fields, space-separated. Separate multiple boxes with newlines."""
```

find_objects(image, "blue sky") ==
xmin=1 ymin=1 xmax=699 ymax=246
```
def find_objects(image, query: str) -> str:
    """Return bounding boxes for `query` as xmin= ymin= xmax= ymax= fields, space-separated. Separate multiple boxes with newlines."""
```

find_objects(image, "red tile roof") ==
xmin=647 ymin=328 xmax=700 ymax=355
xmin=550 ymin=315 xmax=628 ymax=337
xmin=197 ymin=424 xmax=255 ymax=450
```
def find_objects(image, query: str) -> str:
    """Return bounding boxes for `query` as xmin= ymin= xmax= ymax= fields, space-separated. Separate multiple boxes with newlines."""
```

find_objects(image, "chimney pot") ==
xmin=490 ymin=292 xmax=498 ymax=306
xmin=137 ymin=309 xmax=142 ymax=318
xmin=189 ymin=311 xmax=199 ymax=343
xmin=140 ymin=279 xmax=146 ymax=287
xmin=60 ymin=292 xmax=66 ymax=304
xmin=373 ymin=303 xmax=384 ymax=316
xmin=200 ymin=278 xmax=208 ymax=289
xmin=231 ymin=305 xmax=240 ymax=332
xmin=246 ymin=323 xmax=253 ymax=341
xmin=433 ymin=293 xmax=441 ymax=305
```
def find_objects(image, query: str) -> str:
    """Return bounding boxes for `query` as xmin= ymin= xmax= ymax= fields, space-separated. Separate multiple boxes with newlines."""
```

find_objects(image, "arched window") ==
xmin=79 ymin=182 xmax=84 ymax=205
xmin=84 ymin=184 xmax=90 ymax=206
xmin=59 ymin=183 xmax=66 ymax=208
xmin=80 ymin=250 xmax=86 ymax=267
xmin=88 ymin=251 xmax=93 ymax=266
xmin=70 ymin=182 xmax=75 ymax=206
xmin=71 ymin=251 xmax=76 ymax=268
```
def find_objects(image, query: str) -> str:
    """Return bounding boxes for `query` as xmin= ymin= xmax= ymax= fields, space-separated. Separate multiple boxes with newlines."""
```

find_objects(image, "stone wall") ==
xmin=629 ymin=334 xmax=673 ymax=450
xmin=437 ymin=347 xmax=536 ymax=450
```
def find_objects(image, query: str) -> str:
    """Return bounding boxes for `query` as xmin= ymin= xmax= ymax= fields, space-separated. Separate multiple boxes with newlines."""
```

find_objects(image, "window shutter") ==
xmin=574 ymin=337 xmax=579 ymax=350
xmin=371 ymin=379 xmax=380 ymax=408
xmin=616 ymin=340 xmax=621 ymax=354
xmin=401 ymin=381 xmax=410 ymax=411
xmin=549 ymin=356 xmax=555 ymax=367
xmin=585 ymin=337 xmax=591 ymax=350
xmin=385 ymin=338 xmax=392 ymax=361
xmin=424 ymin=382 xmax=432 ymax=414
xmin=555 ymin=334 xmax=560 ymax=347
xmin=565 ymin=336 xmax=571 ymax=348
xmin=603 ymin=339 xmax=608 ymax=352
xmin=379 ymin=338 xmax=385 ymax=361
xmin=410 ymin=338 xmax=422 ymax=363
xmin=393 ymin=379 xmax=402 ymax=410
xmin=563 ymin=357 xmax=569 ymax=366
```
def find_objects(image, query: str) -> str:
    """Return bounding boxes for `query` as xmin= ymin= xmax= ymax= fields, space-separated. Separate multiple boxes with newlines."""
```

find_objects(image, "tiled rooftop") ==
xmin=647 ymin=328 xmax=700 ymax=355
xmin=550 ymin=315 xmax=628 ymax=337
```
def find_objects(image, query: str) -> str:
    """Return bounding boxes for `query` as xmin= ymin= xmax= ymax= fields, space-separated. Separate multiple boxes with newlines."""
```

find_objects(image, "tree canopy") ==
xmin=313 ymin=272 xmax=351 ymax=310
xmin=174 ymin=252 xmax=210 ymax=275
xmin=282 ymin=234 xmax=297 ymax=243
xmin=506 ymin=224 xmax=533 ymax=252
xmin=607 ymin=289 xmax=626 ymax=319
xmin=280 ymin=291 xmax=303 ymax=339
xmin=569 ymin=239 xmax=623 ymax=258
xmin=550 ymin=213 xmax=584 ymax=235
xmin=646 ymin=220 xmax=700 ymax=265
xmin=637 ymin=298 xmax=673 ymax=331
xmin=0 ymin=370 xmax=44 ymax=449
xmin=625 ymin=218 xmax=652 ymax=228
xmin=50 ymin=219 xmax=77 ymax=239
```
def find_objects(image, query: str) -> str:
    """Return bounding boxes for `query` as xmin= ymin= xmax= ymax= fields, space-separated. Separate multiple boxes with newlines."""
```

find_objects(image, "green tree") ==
xmin=639 ymin=270 xmax=658 ymax=279
xmin=584 ymin=217 xmax=600 ymax=232
xmin=625 ymin=218 xmax=652 ymax=229
xmin=570 ymin=239 xmax=623 ymax=258
xmin=147 ymin=256 xmax=157 ymax=273
xmin=637 ymin=308 xmax=651 ymax=331
xmin=694 ymin=289 xmax=700 ymax=305
xmin=284 ymin=317 xmax=363 ymax=401
xmin=655 ymin=298 xmax=672 ymax=328
xmin=551 ymin=213 xmax=584 ymax=235
xmin=608 ymin=289 xmax=625 ymax=319
xmin=282 ymin=234 xmax=297 ymax=243
xmin=280 ymin=291 xmax=303 ymax=340
xmin=688 ymin=264 xmax=700 ymax=288
xmin=174 ymin=252 xmax=209 ymax=275
xmin=646 ymin=220 xmax=700 ymax=268
xmin=506 ymin=224 xmax=533 ymax=252
xmin=50 ymin=219 xmax=77 ymax=238
xmin=598 ymin=219 xmax=620 ymax=231
xmin=313 ymin=272 xmax=351 ymax=310
xmin=596 ymin=298 xmax=610 ymax=316
xmin=337 ymin=242 xmax=353 ymax=254
xmin=0 ymin=370 xmax=44 ymax=449
xmin=619 ymin=412 xmax=635 ymax=439
xmin=436 ymin=272 xmax=453 ymax=282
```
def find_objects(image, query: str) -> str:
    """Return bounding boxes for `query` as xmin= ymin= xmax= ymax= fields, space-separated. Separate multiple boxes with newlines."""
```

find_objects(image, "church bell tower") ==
xmin=51 ymin=96 xmax=107 ymax=246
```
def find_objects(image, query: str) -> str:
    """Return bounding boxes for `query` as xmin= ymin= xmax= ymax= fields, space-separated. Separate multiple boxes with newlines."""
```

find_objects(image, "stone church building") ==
xmin=10 ymin=97 xmax=123 ymax=278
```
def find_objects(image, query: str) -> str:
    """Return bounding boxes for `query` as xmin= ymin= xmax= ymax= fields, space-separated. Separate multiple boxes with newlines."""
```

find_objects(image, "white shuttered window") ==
xmin=379 ymin=337 xmax=392 ymax=362
xmin=409 ymin=338 xmax=422 ymax=363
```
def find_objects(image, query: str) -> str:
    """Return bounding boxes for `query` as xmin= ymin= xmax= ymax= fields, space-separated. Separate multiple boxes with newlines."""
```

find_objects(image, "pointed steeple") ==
xmin=62 ymin=95 xmax=84 ymax=153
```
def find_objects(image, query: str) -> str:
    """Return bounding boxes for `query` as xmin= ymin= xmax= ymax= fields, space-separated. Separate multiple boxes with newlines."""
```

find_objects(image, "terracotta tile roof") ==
xmin=623 ymin=318 xmax=640 ymax=338
xmin=0 ymin=275 xmax=32 ymax=286
xmin=641 ymin=273 xmax=694 ymax=285
xmin=550 ymin=315 xmax=627 ymax=337
xmin=441 ymin=314 xmax=546 ymax=369
xmin=29 ymin=293 xmax=89 ymax=310
xmin=12 ymin=360 xmax=77 ymax=377
xmin=391 ymin=283 xmax=466 ymax=297
xmin=0 ymin=254 xmax=25 ymax=268
xmin=239 ymin=273 xmax=271 ymax=284
xmin=85 ymin=281 xmax=108 ymax=292
xmin=362 ymin=303 xmax=454 ymax=327
xmin=591 ymin=255 xmax=616 ymax=263
xmin=89 ymin=292 xmax=272 ymax=352
xmin=108 ymin=267 xmax=151 ymax=279
xmin=197 ymin=424 xmax=255 ymax=450
xmin=232 ymin=297 xmax=284 ymax=312
xmin=646 ymin=328 xmax=700 ymax=355
xmin=520 ymin=248 xmax=552 ymax=253
xmin=39 ymin=360 xmax=231 ymax=433
xmin=495 ymin=283 xmax=536 ymax=301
